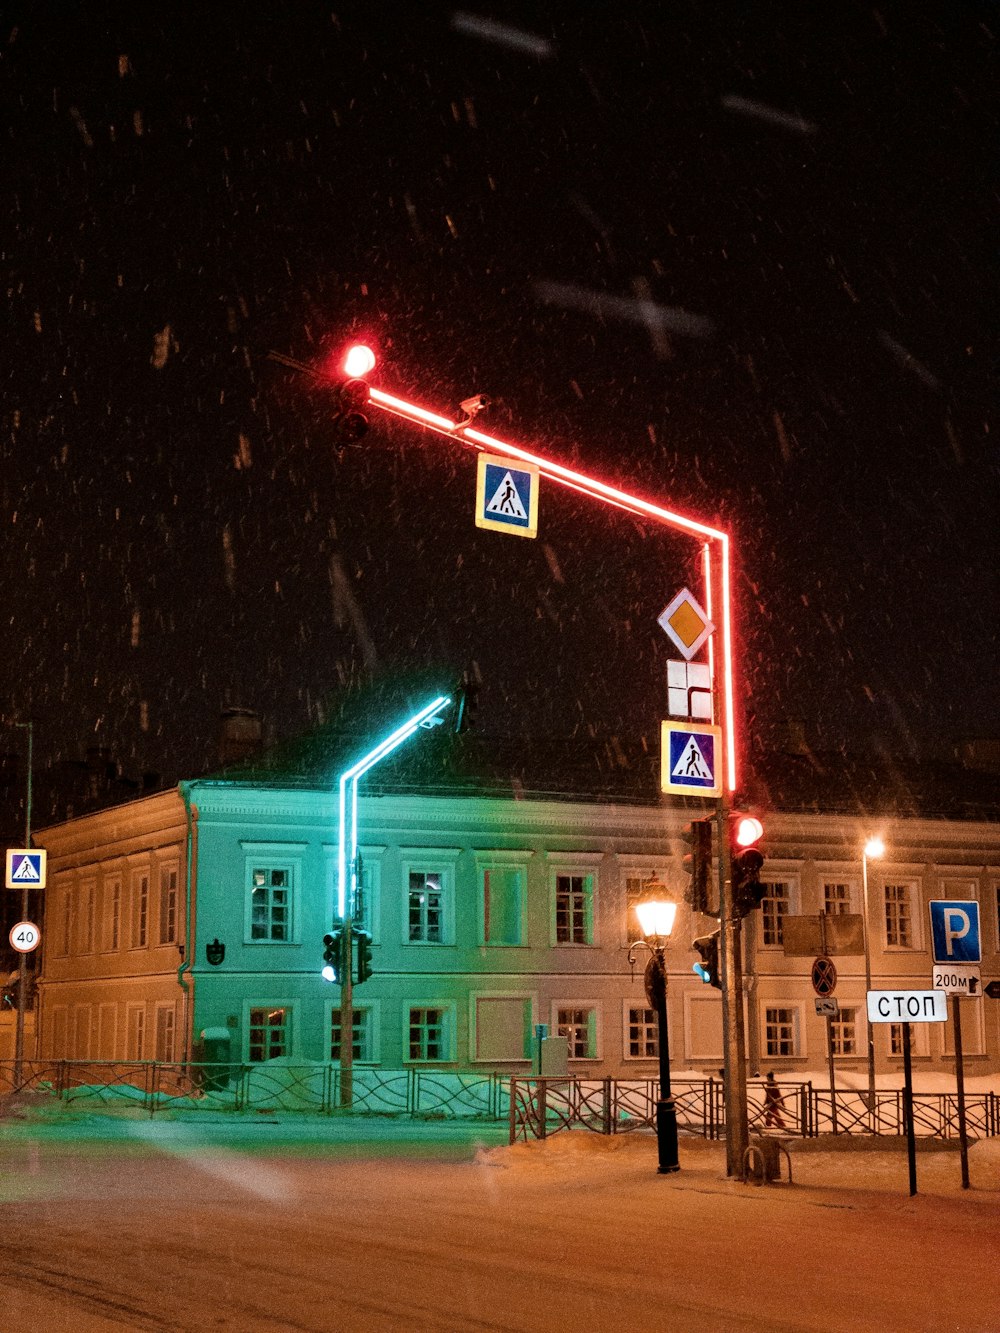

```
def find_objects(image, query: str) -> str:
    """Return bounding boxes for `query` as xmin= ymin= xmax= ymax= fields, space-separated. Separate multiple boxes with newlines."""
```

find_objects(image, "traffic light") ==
xmin=322 ymin=929 xmax=343 ymax=983
xmin=454 ymin=677 xmax=479 ymax=733
xmin=730 ymin=814 xmax=765 ymax=917
xmin=681 ymin=817 xmax=713 ymax=914
xmin=331 ymin=344 xmax=375 ymax=446
xmin=355 ymin=930 xmax=373 ymax=984
xmin=692 ymin=931 xmax=721 ymax=988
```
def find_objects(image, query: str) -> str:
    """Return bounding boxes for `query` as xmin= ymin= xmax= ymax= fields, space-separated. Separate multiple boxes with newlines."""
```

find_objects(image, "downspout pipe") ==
xmin=178 ymin=781 xmax=199 ymax=1066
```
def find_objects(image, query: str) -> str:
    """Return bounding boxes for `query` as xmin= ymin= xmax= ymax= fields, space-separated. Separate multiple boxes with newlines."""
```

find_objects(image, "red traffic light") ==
xmin=733 ymin=815 xmax=763 ymax=848
xmin=342 ymin=344 xmax=376 ymax=378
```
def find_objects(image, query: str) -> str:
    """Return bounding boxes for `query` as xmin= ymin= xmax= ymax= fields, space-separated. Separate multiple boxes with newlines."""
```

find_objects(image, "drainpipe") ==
xmin=178 ymin=782 xmax=199 ymax=1066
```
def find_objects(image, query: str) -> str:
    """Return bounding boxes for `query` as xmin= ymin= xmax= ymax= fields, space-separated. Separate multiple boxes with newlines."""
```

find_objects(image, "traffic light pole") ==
xmin=716 ymin=791 xmax=749 ymax=1177
xmin=339 ymin=915 xmax=354 ymax=1108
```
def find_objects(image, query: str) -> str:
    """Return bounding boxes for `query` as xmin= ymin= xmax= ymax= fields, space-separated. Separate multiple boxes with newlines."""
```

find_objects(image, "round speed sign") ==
xmin=9 ymin=921 xmax=41 ymax=953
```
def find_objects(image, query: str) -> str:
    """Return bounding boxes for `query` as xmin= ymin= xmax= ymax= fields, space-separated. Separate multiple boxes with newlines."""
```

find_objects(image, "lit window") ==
xmin=557 ymin=1006 xmax=597 ymax=1059
xmin=764 ymin=1006 xmax=798 ymax=1057
xmin=249 ymin=1006 xmax=288 ymax=1062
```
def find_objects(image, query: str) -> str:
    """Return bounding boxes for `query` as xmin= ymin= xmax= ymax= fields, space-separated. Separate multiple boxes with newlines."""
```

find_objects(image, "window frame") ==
xmin=105 ymin=875 xmax=122 ymax=952
xmin=404 ymin=1001 xmax=457 ymax=1064
xmin=552 ymin=1001 xmax=601 ymax=1061
xmin=623 ymin=1001 xmax=659 ymax=1061
xmin=474 ymin=851 xmax=531 ymax=948
xmin=829 ymin=1007 xmax=858 ymax=1057
xmin=399 ymin=849 xmax=460 ymax=947
xmin=330 ymin=1000 xmax=380 ymax=1065
xmin=129 ymin=870 xmax=150 ymax=950
xmin=241 ymin=842 xmax=306 ymax=947
xmin=245 ymin=1001 xmax=294 ymax=1063
xmin=763 ymin=1004 xmax=804 ymax=1059
xmin=157 ymin=863 xmax=179 ymax=946
xmin=616 ymin=857 xmax=673 ymax=947
xmin=154 ymin=1003 xmax=177 ymax=1062
xmin=759 ymin=877 xmax=797 ymax=948
xmin=882 ymin=876 xmax=922 ymax=950
xmin=547 ymin=851 xmax=603 ymax=948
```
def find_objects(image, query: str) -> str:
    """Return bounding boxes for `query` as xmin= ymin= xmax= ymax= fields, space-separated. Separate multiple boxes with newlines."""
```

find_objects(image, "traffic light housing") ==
xmin=322 ymin=929 xmax=343 ymax=983
xmin=681 ymin=817 xmax=713 ymax=914
xmin=355 ymin=930 xmax=373 ymax=984
xmin=331 ymin=376 xmax=370 ymax=446
xmin=730 ymin=814 xmax=765 ymax=917
xmin=454 ymin=677 xmax=479 ymax=734
xmin=692 ymin=931 xmax=721 ymax=988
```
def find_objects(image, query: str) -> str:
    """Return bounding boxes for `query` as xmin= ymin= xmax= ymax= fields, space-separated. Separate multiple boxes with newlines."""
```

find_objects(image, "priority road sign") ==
xmin=657 ymin=587 xmax=714 ymax=661
xmin=867 ymin=989 xmax=948 ymax=1024
xmin=5 ymin=849 xmax=46 ymax=889
xmin=660 ymin=721 xmax=721 ymax=798
xmin=985 ymin=981 xmax=1000 ymax=1000
xmin=928 ymin=900 xmax=981 ymax=965
xmin=475 ymin=454 xmax=539 ymax=538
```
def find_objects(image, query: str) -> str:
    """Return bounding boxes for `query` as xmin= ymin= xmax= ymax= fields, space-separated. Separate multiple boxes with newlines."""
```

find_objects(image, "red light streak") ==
xmin=364 ymin=384 xmax=738 ymax=791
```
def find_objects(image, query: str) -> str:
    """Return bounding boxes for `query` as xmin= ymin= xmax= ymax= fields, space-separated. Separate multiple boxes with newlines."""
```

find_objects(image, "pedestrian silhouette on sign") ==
xmin=498 ymin=478 xmax=517 ymax=513
xmin=763 ymin=1071 xmax=786 ymax=1129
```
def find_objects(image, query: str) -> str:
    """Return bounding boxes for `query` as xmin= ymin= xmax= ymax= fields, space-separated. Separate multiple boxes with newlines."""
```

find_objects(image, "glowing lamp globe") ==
xmin=864 ymin=837 xmax=885 ymax=860
xmin=343 ymin=344 xmax=376 ymax=378
xmin=634 ymin=877 xmax=678 ymax=942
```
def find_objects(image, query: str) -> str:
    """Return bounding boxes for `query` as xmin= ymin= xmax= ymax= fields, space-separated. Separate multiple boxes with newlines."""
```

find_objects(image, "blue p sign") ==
xmin=928 ymin=900 xmax=981 ymax=965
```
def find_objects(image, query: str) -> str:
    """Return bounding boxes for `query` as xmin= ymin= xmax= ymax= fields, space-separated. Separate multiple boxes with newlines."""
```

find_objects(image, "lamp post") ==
xmin=633 ymin=876 xmax=680 ymax=1173
xmin=861 ymin=836 xmax=885 ymax=1119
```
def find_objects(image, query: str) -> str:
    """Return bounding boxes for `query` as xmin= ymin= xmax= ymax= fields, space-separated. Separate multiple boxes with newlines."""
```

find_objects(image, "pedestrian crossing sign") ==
xmin=5 ymin=848 xmax=46 ymax=889
xmin=475 ymin=453 xmax=539 ymax=538
xmin=660 ymin=721 xmax=722 ymax=797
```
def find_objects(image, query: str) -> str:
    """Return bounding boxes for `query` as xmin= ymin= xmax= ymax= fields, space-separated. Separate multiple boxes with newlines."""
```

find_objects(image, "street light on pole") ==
xmin=861 ymin=836 xmax=885 ymax=1118
xmin=633 ymin=876 xmax=681 ymax=1174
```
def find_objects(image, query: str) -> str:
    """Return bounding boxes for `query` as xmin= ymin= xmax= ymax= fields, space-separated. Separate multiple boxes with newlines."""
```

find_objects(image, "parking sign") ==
xmin=928 ymin=900 xmax=981 ymax=965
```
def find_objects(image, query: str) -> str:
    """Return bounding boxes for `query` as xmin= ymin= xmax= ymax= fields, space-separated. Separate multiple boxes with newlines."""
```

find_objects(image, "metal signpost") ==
xmin=928 ymin=900 xmax=981 ymax=1189
xmin=811 ymin=954 xmax=839 ymax=1133
xmin=867 ymin=989 xmax=948 ymax=1195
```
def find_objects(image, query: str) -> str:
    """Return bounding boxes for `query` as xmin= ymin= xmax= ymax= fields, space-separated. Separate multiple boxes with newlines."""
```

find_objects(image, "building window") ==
xmin=158 ymin=867 xmax=178 ymax=945
xmin=408 ymin=872 xmax=445 ymax=943
xmin=889 ymin=1023 xmax=929 ymax=1057
xmin=764 ymin=1006 xmax=798 ymax=1057
xmin=107 ymin=878 xmax=121 ymax=952
xmin=127 ymin=1006 xmax=146 ymax=1060
xmin=80 ymin=883 xmax=95 ymax=954
xmin=250 ymin=867 xmax=292 ymax=942
xmin=331 ymin=1008 xmax=371 ymax=1062
xmin=408 ymin=1006 xmax=448 ymax=1061
xmin=473 ymin=996 xmax=531 ymax=1062
xmin=481 ymin=865 xmax=526 ymax=945
xmin=884 ymin=882 xmax=914 ymax=947
xmin=155 ymin=1006 xmax=176 ymax=1062
xmin=627 ymin=1006 xmax=658 ymax=1059
xmin=556 ymin=1006 xmax=597 ymax=1059
xmin=830 ymin=1009 xmax=857 ymax=1056
xmin=554 ymin=873 xmax=594 ymax=945
xmin=823 ymin=882 xmax=852 ymax=915
xmin=61 ymin=890 xmax=72 ymax=956
xmin=624 ymin=877 xmax=647 ymax=944
xmin=249 ymin=1007 xmax=288 ymax=1062
xmin=761 ymin=882 xmax=790 ymax=946
xmin=130 ymin=873 xmax=149 ymax=948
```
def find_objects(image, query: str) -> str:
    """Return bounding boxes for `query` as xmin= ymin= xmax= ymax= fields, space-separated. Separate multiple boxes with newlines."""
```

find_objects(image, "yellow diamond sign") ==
xmin=657 ymin=587 xmax=714 ymax=661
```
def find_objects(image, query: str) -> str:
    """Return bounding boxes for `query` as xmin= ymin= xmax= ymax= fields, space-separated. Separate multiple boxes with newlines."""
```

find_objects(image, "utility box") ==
xmin=539 ymin=1036 xmax=568 ymax=1077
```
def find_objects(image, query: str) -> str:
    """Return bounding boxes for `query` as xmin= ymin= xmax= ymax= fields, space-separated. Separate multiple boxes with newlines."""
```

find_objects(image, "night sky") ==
xmin=4 ymin=3 xmax=997 ymax=792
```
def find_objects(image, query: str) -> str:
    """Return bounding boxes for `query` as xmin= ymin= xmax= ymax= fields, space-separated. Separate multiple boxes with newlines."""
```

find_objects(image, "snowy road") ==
xmin=1 ymin=1121 xmax=998 ymax=1331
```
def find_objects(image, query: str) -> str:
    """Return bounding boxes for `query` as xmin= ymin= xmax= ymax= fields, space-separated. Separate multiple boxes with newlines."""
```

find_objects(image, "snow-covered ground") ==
xmin=1 ymin=1112 xmax=998 ymax=1331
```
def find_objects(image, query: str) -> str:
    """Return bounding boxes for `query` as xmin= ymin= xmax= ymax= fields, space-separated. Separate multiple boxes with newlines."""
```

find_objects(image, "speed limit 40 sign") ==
xmin=9 ymin=921 xmax=41 ymax=953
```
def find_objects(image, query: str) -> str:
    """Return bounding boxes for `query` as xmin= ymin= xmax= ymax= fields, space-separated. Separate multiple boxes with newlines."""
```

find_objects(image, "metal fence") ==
xmin=1 ymin=1061 xmax=996 ymax=1143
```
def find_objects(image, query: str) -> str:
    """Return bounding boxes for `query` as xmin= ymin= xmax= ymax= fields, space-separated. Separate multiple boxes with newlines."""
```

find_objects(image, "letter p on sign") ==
xmin=929 ymin=900 xmax=981 ymax=965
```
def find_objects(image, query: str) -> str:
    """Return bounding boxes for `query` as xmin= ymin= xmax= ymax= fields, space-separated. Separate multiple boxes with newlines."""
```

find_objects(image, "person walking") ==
xmin=763 ymin=1071 xmax=786 ymax=1129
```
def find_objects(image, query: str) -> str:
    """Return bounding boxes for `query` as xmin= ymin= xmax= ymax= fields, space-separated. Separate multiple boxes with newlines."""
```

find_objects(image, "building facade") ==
xmin=33 ymin=773 xmax=1000 ymax=1080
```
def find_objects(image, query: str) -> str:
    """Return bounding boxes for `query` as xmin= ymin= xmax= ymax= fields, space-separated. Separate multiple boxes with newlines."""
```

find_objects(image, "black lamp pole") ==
xmin=645 ymin=949 xmax=680 ymax=1173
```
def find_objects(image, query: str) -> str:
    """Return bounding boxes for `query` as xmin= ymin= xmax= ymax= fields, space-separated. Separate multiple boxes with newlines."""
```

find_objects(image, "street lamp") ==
xmin=633 ymin=876 xmax=680 ymax=1174
xmin=861 ymin=836 xmax=885 ymax=1117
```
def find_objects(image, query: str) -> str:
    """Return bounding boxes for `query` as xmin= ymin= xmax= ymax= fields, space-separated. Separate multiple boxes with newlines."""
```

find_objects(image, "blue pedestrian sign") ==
xmin=660 ymin=721 xmax=722 ymax=798
xmin=5 ymin=848 xmax=47 ymax=889
xmin=928 ymin=900 xmax=981 ymax=965
xmin=475 ymin=453 xmax=539 ymax=539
